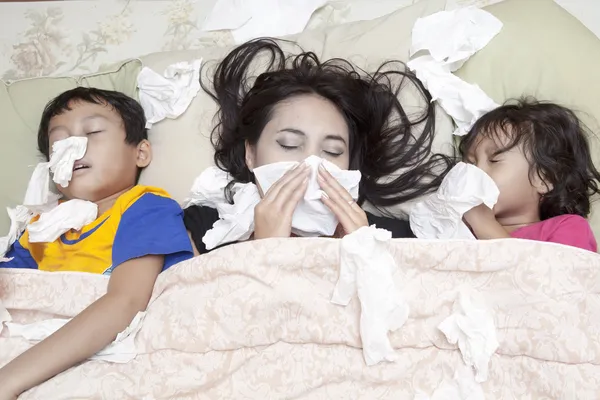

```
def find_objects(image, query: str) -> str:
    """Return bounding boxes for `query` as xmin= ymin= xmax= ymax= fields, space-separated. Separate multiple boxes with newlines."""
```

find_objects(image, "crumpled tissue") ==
xmin=407 ymin=8 xmax=502 ymax=135
xmin=409 ymin=162 xmax=499 ymax=240
xmin=203 ymin=0 xmax=327 ymax=44
xmin=438 ymin=289 xmax=499 ymax=383
xmin=28 ymin=199 xmax=98 ymax=243
xmin=23 ymin=136 xmax=87 ymax=210
xmin=0 ymin=300 xmax=12 ymax=335
xmin=0 ymin=206 xmax=33 ymax=261
xmin=414 ymin=364 xmax=485 ymax=400
xmin=184 ymin=167 xmax=261 ymax=251
xmin=6 ymin=312 xmax=146 ymax=363
xmin=137 ymin=59 xmax=202 ymax=128
xmin=331 ymin=225 xmax=409 ymax=366
xmin=254 ymin=155 xmax=361 ymax=237
xmin=183 ymin=155 xmax=361 ymax=250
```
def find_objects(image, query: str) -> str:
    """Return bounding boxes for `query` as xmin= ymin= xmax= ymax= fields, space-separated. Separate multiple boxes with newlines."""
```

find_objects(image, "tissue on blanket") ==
xmin=6 ymin=312 xmax=146 ymax=363
xmin=407 ymin=8 xmax=502 ymax=135
xmin=438 ymin=289 xmax=499 ymax=383
xmin=331 ymin=226 xmax=409 ymax=366
xmin=137 ymin=59 xmax=202 ymax=128
xmin=409 ymin=162 xmax=499 ymax=240
xmin=254 ymin=155 xmax=361 ymax=237
xmin=203 ymin=0 xmax=327 ymax=44
xmin=28 ymin=199 xmax=98 ymax=243
xmin=0 ymin=206 xmax=33 ymax=260
xmin=0 ymin=300 xmax=11 ymax=335
xmin=414 ymin=364 xmax=485 ymax=400
xmin=183 ymin=156 xmax=361 ymax=249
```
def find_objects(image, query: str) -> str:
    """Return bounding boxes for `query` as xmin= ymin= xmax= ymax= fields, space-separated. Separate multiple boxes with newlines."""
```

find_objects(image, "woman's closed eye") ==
xmin=323 ymin=149 xmax=343 ymax=157
xmin=278 ymin=142 xmax=299 ymax=151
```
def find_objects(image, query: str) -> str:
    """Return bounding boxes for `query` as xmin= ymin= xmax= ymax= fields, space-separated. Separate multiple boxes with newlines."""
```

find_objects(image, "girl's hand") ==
xmin=463 ymin=204 xmax=510 ymax=239
xmin=254 ymin=162 xmax=310 ymax=239
xmin=317 ymin=164 xmax=368 ymax=237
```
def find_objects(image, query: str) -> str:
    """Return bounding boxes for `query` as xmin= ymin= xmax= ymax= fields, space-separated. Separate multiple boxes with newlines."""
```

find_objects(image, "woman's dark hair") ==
xmin=202 ymin=38 xmax=452 ymax=208
xmin=459 ymin=98 xmax=600 ymax=219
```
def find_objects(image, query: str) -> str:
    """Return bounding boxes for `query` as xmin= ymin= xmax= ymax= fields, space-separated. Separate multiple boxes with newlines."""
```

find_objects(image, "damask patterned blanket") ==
xmin=1 ymin=238 xmax=599 ymax=399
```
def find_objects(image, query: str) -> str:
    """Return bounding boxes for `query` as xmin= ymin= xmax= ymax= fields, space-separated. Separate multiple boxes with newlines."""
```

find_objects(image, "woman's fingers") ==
xmin=318 ymin=164 xmax=368 ymax=235
xmin=264 ymin=162 xmax=309 ymax=202
xmin=317 ymin=165 xmax=355 ymax=214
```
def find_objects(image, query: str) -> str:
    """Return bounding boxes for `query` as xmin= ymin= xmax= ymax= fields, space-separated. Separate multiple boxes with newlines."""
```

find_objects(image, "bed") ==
xmin=1 ymin=0 xmax=599 ymax=398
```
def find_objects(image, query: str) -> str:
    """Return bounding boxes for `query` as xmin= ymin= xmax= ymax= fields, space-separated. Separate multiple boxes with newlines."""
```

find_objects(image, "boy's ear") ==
xmin=136 ymin=140 xmax=152 ymax=168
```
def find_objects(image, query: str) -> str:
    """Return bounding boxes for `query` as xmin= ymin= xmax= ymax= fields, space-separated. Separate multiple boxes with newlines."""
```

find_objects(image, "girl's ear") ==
xmin=533 ymin=171 xmax=553 ymax=195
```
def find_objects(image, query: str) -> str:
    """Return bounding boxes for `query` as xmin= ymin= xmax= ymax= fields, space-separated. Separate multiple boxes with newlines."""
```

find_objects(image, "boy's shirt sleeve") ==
xmin=111 ymin=193 xmax=194 ymax=272
xmin=1 ymin=240 xmax=37 ymax=269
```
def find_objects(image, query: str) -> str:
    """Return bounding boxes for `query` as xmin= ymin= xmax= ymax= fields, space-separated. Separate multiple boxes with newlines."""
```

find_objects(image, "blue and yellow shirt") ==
xmin=2 ymin=186 xmax=193 ymax=275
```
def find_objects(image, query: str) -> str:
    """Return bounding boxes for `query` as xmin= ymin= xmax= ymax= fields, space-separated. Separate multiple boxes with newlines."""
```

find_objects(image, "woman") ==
xmin=185 ymin=38 xmax=452 ymax=254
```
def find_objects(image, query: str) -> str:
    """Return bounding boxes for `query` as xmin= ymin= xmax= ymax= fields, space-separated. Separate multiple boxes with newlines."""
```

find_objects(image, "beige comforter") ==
xmin=1 ymin=238 xmax=599 ymax=399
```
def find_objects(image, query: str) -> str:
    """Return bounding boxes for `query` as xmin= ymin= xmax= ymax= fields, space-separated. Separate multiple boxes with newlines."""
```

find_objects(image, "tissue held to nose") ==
xmin=184 ymin=156 xmax=362 ymax=250
xmin=409 ymin=162 xmax=499 ymax=240
xmin=0 ymin=137 xmax=96 ymax=255
xmin=23 ymin=137 xmax=87 ymax=210
xmin=253 ymin=155 xmax=361 ymax=237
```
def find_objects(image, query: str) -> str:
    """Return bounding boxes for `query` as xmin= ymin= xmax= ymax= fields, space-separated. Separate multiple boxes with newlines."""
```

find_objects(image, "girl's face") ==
xmin=465 ymin=131 xmax=547 ymax=225
xmin=245 ymin=94 xmax=351 ymax=171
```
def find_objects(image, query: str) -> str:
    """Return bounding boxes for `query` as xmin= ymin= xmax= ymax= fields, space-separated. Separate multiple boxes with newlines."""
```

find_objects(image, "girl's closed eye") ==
xmin=87 ymin=130 xmax=103 ymax=135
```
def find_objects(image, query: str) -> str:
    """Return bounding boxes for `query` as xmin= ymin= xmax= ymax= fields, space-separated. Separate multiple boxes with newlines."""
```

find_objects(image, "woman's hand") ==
xmin=254 ymin=162 xmax=310 ymax=239
xmin=317 ymin=164 xmax=368 ymax=237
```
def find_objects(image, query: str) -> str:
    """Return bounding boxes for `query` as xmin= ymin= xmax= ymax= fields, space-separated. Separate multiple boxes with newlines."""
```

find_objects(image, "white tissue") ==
xmin=6 ymin=312 xmax=146 ymax=363
xmin=137 ymin=59 xmax=202 ymax=128
xmin=28 ymin=199 xmax=98 ymax=243
xmin=438 ymin=289 xmax=499 ymax=383
xmin=407 ymin=8 xmax=502 ymax=135
xmin=49 ymin=136 xmax=88 ymax=187
xmin=0 ymin=206 xmax=33 ymax=261
xmin=409 ymin=162 xmax=499 ymax=240
xmin=414 ymin=364 xmax=485 ymax=400
xmin=0 ymin=300 xmax=12 ymax=335
xmin=183 ymin=156 xmax=361 ymax=250
xmin=254 ymin=155 xmax=361 ymax=237
xmin=331 ymin=225 xmax=409 ymax=366
xmin=23 ymin=137 xmax=87 ymax=210
xmin=203 ymin=0 xmax=327 ymax=44
xmin=184 ymin=167 xmax=261 ymax=250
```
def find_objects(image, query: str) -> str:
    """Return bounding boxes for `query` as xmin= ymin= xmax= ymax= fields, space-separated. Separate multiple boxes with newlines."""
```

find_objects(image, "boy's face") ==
xmin=47 ymin=100 xmax=151 ymax=203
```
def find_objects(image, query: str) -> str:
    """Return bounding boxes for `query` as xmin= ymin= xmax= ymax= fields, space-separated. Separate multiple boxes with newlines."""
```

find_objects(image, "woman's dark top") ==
xmin=184 ymin=205 xmax=415 ymax=254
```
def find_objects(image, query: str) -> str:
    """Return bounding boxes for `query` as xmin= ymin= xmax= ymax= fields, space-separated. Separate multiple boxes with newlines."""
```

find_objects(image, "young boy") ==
xmin=0 ymin=87 xmax=193 ymax=397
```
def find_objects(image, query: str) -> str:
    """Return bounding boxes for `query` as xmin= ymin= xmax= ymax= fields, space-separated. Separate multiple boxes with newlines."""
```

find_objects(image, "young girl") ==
xmin=461 ymin=98 xmax=600 ymax=252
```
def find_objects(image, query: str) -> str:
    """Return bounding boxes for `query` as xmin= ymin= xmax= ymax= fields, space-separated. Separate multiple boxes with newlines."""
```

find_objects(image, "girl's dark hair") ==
xmin=459 ymin=98 xmax=600 ymax=219
xmin=202 ymin=38 xmax=452 ymax=207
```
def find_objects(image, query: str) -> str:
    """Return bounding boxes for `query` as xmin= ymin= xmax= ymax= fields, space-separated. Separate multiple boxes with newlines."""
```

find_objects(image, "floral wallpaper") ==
xmin=0 ymin=0 xmax=508 ymax=81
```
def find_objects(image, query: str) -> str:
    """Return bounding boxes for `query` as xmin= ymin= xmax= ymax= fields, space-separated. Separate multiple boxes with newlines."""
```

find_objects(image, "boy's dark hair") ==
xmin=459 ymin=98 xmax=600 ymax=220
xmin=37 ymin=87 xmax=148 ymax=160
